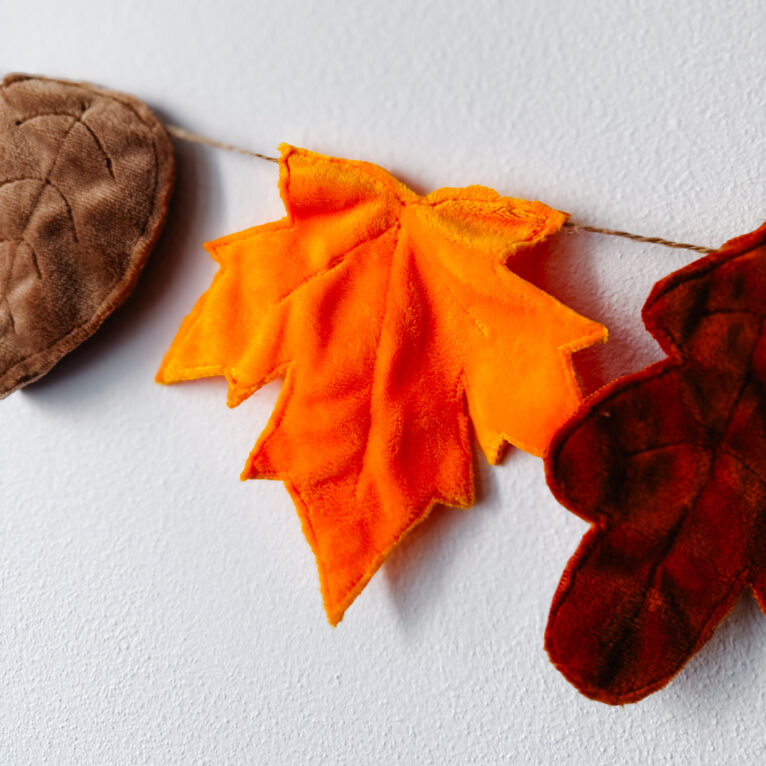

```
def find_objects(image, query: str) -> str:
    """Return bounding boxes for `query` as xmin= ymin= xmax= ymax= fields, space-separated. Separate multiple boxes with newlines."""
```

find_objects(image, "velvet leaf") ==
xmin=545 ymin=222 xmax=766 ymax=704
xmin=158 ymin=145 xmax=606 ymax=624
xmin=0 ymin=73 xmax=174 ymax=396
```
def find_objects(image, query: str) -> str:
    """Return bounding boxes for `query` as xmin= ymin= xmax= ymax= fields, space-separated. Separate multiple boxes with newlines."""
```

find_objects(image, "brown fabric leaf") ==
xmin=0 ymin=73 xmax=174 ymax=396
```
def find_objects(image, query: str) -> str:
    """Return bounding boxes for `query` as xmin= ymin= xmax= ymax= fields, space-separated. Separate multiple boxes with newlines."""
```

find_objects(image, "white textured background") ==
xmin=3 ymin=1 xmax=766 ymax=763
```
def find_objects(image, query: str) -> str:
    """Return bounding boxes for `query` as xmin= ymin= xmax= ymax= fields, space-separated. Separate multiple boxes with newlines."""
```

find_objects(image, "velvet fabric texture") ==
xmin=158 ymin=145 xmax=606 ymax=624
xmin=0 ymin=74 xmax=174 ymax=396
xmin=545 ymin=222 xmax=766 ymax=704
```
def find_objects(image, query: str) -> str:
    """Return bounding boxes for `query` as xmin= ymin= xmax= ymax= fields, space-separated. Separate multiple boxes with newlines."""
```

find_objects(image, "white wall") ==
xmin=3 ymin=1 xmax=766 ymax=762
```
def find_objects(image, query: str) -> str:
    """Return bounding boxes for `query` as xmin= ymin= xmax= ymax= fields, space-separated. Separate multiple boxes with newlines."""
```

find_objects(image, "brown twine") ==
xmin=562 ymin=222 xmax=715 ymax=255
xmin=165 ymin=124 xmax=279 ymax=163
xmin=165 ymin=124 xmax=716 ymax=256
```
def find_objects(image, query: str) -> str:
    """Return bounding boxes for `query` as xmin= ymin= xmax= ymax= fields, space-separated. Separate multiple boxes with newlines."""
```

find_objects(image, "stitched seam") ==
xmin=42 ymin=179 xmax=80 ymax=243
xmin=411 ymin=229 xmax=490 ymax=338
xmin=12 ymin=111 xmax=82 ymax=126
xmin=78 ymin=117 xmax=115 ymax=179
xmin=622 ymin=440 xmax=695 ymax=458
xmin=0 ymin=177 xmax=46 ymax=192
xmin=273 ymin=221 xmax=398 ymax=307
xmin=353 ymin=220 xmax=403 ymax=503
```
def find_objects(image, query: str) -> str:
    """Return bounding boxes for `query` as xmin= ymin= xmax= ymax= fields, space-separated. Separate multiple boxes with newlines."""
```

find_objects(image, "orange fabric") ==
xmin=157 ymin=145 xmax=606 ymax=624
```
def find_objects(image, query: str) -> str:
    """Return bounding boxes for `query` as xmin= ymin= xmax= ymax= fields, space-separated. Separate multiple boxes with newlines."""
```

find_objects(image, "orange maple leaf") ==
xmin=157 ymin=145 xmax=606 ymax=624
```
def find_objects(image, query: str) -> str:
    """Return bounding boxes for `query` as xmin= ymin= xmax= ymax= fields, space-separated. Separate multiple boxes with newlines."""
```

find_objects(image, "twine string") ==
xmin=165 ymin=124 xmax=279 ymax=163
xmin=562 ymin=222 xmax=714 ymax=254
xmin=166 ymin=124 xmax=716 ymax=255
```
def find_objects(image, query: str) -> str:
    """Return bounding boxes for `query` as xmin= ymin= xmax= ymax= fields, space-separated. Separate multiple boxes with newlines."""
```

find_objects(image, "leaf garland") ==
xmin=9 ymin=71 xmax=764 ymax=703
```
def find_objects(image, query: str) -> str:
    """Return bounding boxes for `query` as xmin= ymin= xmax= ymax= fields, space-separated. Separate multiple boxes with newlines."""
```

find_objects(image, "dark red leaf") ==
xmin=545 ymin=222 xmax=766 ymax=704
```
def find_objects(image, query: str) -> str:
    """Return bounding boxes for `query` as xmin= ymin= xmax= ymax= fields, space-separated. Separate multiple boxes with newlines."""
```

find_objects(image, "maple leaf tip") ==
xmin=154 ymin=360 xmax=174 ymax=384
xmin=558 ymin=320 xmax=608 ymax=361
xmin=322 ymin=588 xmax=355 ymax=627
xmin=593 ymin=324 xmax=609 ymax=346
xmin=326 ymin=608 xmax=343 ymax=628
xmin=485 ymin=443 xmax=506 ymax=466
xmin=239 ymin=457 xmax=257 ymax=481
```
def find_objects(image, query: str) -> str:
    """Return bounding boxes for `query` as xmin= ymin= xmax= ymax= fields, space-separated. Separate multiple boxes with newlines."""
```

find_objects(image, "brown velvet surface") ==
xmin=545 ymin=222 xmax=766 ymax=704
xmin=0 ymin=73 xmax=174 ymax=396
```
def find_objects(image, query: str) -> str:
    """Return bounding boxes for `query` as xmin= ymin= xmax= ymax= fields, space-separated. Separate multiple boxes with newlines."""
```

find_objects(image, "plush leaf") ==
xmin=159 ymin=145 xmax=606 ymax=624
xmin=545 ymin=222 xmax=766 ymax=704
xmin=0 ymin=73 xmax=174 ymax=396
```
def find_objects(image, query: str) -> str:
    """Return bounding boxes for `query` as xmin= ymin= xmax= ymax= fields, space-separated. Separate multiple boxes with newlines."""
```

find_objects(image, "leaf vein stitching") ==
xmin=353 ymin=221 xmax=403 ymax=503
xmin=273 ymin=222 xmax=399 ymax=307
xmin=78 ymin=117 xmax=115 ymax=179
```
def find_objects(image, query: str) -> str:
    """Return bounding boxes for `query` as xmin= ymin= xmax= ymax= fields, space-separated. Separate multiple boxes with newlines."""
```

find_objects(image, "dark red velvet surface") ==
xmin=545 ymin=222 xmax=766 ymax=704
